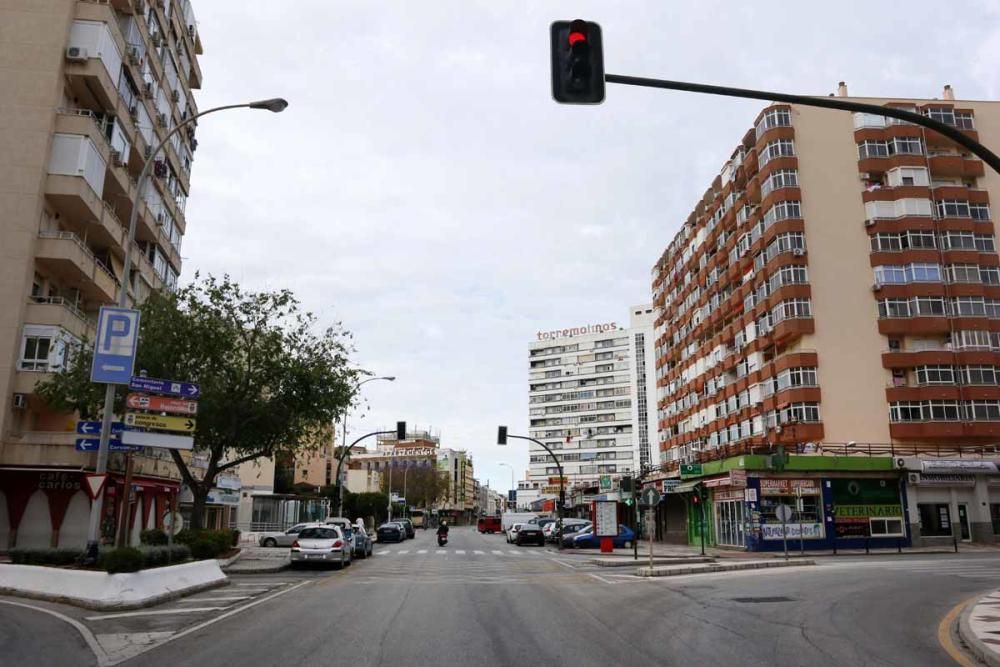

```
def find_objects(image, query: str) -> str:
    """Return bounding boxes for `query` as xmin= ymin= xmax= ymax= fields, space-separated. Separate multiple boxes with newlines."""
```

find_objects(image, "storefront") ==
xmin=179 ymin=475 xmax=240 ymax=531
xmin=902 ymin=459 xmax=1000 ymax=546
xmin=829 ymin=477 xmax=906 ymax=546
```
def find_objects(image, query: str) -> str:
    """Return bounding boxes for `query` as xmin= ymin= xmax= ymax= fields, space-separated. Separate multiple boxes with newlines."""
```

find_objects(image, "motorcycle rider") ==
xmin=437 ymin=520 xmax=449 ymax=544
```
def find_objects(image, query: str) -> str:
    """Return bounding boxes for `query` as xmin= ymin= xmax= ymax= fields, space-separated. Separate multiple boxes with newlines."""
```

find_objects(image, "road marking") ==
xmin=0 ymin=600 xmax=111 ymax=667
xmin=586 ymin=573 xmax=615 ymax=585
xmin=175 ymin=596 xmax=251 ymax=602
xmin=233 ymin=582 xmax=287 ymax=587
xmin=474 ymin=550 xmax=485 ymax=555
xmin=86 ymin=608 xmax=228 ymax=620
xmin=418 ymin=549 xmax=428 ymax=554
xmin=436 ymin=550 xmax=447 ymax=555
xmin=508 ymin=550 xmax=521 ymax=556
xmin=492 ymin=550 xmax=504 ymax=555
xmin=551 ymin=559 xmax=578 ymax=570
xmin=398 ymin=550 xmax=409 ymax=555
xmin=938 ymin=593 xmax=980 ymax=667
xmin=456 ymin=550 xmax=466 ymax=554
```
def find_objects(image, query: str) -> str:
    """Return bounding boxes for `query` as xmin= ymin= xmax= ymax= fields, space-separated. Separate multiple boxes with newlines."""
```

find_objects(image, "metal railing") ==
xmin=28 ymin=296 xmax=91 ymax=325
xmin=38 ymin=231 xmax=120 ymax=287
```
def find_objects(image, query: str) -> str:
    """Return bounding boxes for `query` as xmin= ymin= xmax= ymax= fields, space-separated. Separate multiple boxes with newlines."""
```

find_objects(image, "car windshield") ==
xmin=298 ymin=528 xmax=338 ymax=540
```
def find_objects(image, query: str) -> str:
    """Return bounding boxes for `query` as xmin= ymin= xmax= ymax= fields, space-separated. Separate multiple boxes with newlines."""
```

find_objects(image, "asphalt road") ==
xmin=3 ymin=528 xmax=999 ymax=666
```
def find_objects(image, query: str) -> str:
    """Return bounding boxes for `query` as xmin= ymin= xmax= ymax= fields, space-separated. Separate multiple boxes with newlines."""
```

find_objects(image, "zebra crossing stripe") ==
xmin=474 ymin=550 xmax=485 ymax=555
xmin=436 ymin=550 xmax=446 ymax=555
xmin=491 ymin=550 xmax=503 ymax=555
xmin=417 ymin=549 xmax=427 ymax=554
xmin=456 ymin=550 xmax=466 ymax=555
xmin=398 ymin=550 xmax=409 ymax=555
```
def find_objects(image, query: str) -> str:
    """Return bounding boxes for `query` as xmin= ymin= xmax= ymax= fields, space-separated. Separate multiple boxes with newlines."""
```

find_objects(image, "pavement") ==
xmin=960 ymin=589 xmax=1000 ymax=666
xmin=3 ymin=527 xmax=1000 ymax=666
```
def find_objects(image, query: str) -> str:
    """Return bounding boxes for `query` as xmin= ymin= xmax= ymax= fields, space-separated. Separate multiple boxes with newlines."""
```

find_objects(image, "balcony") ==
xmin=928 ymin=154 xmax=986 ymax=180
xmin=890 ymin=421 xmax=1000 ymax=439
xmin=35 ymin=231 xmax=119 ymax=302
xmin=65 ymin=14 xmax=126 ymax=112
xmin=53 ymin=109 xmax=134 ymax=202
xmin=24 ymin=297 xmax=97 ymax=341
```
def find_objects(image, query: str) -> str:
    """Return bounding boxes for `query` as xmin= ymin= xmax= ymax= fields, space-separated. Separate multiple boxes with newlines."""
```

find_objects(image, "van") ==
xmin=478 ymin=516 xmax=502 ymax=534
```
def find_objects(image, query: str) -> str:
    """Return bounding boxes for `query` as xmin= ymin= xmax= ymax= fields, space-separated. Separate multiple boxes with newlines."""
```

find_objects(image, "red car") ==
xmin=478 ymin=516 xmax=502 ymax=534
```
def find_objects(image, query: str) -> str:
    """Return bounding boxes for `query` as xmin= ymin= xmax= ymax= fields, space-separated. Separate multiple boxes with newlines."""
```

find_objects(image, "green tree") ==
xmin=381 ymin=465 xmax=448 ymax=508
xmin=36 ymin=275 xmax=357 ymax=529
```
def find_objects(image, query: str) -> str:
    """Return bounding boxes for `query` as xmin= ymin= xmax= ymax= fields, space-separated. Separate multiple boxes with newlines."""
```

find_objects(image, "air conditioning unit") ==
xmin=143 ymin=81 xmax=154 ymax=98
xmin=895 ymin=457 xmax=907 ymax=469
xmin=127 ymin=47 xmax=141 ymax=66
xmin=792 ymin=248 xmax=805 ymax=257
xmin=144 ymin=145 xmax=153 ymax=159
xmin=156 ymin=113 xmax=168 ymax=127
xmin=12 ymin=393 xmax=28 ymax=410
xmin=872 ymin=283 xmax=883 ymax=292
xmin=864 ymin=219 xmax=876 ymax=228
xmin=171 ymin=90 xmax=180 ymax=103
xmin=859 ymin=172 xmax=871 ymax=181
xmin=65 ymin=47 xmax=88 ymax=62
xmin=110 ymin=150 xmax=125 ymax=167
xmin=153 ymin=160 xmax=168 ymax=178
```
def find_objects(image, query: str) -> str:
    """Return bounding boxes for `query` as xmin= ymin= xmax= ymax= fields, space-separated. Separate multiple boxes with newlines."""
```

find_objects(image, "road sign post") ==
xmin=776 ymin=503 xmax=793 ymax=561
xmin=796 ymin=488 xmax=805 ymax=555
xmin=128 ymin=376 xmax=200 ymax=398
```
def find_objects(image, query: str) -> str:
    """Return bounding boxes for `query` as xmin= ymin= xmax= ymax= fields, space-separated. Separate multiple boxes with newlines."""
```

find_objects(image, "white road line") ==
xmin=474 ymin=550 xmax=485 ymax=555
xmin=418 ymin=549 xmax=428 ymax=554
xmin=436 ymin=550 xmax=447 ymax=555
xmin=375 ymin=551 xmax=388 ymax=555
xmin=508 ymin=550 xmax=521 ymax=556
xmin=398 ymin=550 xmax=409 ymax=555
xmin=587 ymin=573 xmax=615 ymax=585
xmin=175 ymin=596 xmax=251 ymax=602
xmin=456 ymin=550 xmax=466 ymax=555
xmin=0 ymin=600 xmax=111 ymax=667
xmin=86 ymin=608 xmax=229 ymax=621
xmin=233 ymin=583 xmax=286 ymax=587
xmin=550 ymin=559 xmax=578 ymax=570
xmin=492 ymin=550 xmax=504 ymax=555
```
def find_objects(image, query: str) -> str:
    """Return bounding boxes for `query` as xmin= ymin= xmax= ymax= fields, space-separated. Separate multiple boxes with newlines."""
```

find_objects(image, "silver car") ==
xmin=258 ymin=522 xmax=312 ymax=547
xmin=289 ymin=525 xmax=353 ymax=569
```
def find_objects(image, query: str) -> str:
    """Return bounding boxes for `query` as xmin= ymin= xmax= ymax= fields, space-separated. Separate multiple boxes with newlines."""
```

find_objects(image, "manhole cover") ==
xmin=730 ymin=596 xmax=794 ymax=603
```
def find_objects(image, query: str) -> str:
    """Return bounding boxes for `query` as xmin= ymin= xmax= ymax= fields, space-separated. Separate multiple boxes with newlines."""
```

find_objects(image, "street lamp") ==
xmin=334 ymin=375 xmax=396 ymax=517
xmin=84 ymin=97 xmax=289 ymax=562
xmin=498 ymin=462 xmax=515 ymax=508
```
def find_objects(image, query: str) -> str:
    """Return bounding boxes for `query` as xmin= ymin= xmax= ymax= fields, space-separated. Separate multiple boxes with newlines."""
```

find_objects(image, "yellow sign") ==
xmin=124 ymin=412 xmax=196 ymax=433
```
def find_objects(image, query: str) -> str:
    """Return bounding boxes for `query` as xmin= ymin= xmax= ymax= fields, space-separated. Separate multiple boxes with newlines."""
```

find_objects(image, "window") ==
xmin=982 ymin=266 xmax=1000 ymax=285
xmin=937 ymin=199 xmax=971 ymax=218
xmin=955 ymin=111 xmax=975 ymax=130
xmin=952 ymin=296 xmax=986 ymax=316
xmin=907 ymin=231 xmax=937 ymax=249
xmin=759 ymin=139 xmax=795 ymax=166
xmin=913 ymin=297 xmax=946 ymax=316
xmin=909 ymin=263 xmax=942 ymax=282
xmin=781 ymin=402 xmax=820 ymax=423
xmin=755 ymin=108 xmax=792 ymax=138
xmin=962 ymin=366 xmax=999 ymax=385
xmin=775 ymin=367 xmax=818 ymax=390
xmin=891 ymin=137 xmax=923 ymax=155
xmin=870 ymin=518 xmax=905 ymax=536
xmin=762 ymin=200 xmax=801 ymax=226
xmin=969 ymin=401 xmax=1000 ymax=421
xmin=975 ymin=235 xmax=996 ymax=252
xmin=945 ymin=264 xmax=979 ymax=283
xmin=771 ymin=299 xmax=811 ymax=322
xmin=871 ymin=234 xmax=902 ymax=252
xmin=760 ymin=169 xmax=798 ymax=197
xmin=20 ymin=335 xmax=51 ymax=371
xmin=970 ymin=203 xmax=991 ymax=221
xmin=924 ymin=107 xmax=956 ymax=126
xmin=915 ymin=365 xmax=954 ymax=385
xmin=858 ymin=140 xmax=889 ymax=159
xmin=878 ymin=299 xmax=910 ymax=319
xmin=918 ymin=503 xmax=952 ymax=536
xmin=940 ymin=232 xmax=976 ymax=250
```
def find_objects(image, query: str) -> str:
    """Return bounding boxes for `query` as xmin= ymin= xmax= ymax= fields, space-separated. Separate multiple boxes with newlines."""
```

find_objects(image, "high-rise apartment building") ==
xmin=652 ymin=86 xmax=1000 ymax=467
xmin=527 ymin=305 xmax=657 ymax=498
xmin=0 ymin=0 xmax=204 ymax=549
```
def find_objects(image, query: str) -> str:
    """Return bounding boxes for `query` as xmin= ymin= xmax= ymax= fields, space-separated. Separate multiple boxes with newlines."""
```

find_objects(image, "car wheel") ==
xmin=263 ymin=538 xmax=277 ymax=548
xmin=623 ymin=541 xmax=631 ymax=549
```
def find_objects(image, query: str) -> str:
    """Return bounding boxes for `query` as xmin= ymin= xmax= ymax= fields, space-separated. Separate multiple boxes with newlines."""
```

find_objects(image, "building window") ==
xmin=760 ymin=169 xmax=798 ymax=197
xmin=870 ymin=517 xmax=905 ymax=536
xmin=937 ymin=199 xmax=972 ymax=218
xmin=858 ymin=140 xmax=890 ymax=159
xmin=19 ymin=336 xmax=52 ymax=371
xmin=923 ymin=107 xmax=956 ymax=126
xmin=915 ymin=365 xmax=955 ymax=385
xmin=918 ymin=503 xmax=953 ymax=536
xmin=755 ymin=108 xmax=792 ymax=138
xmin=970 ymin=203 xmax=991 ymax=221
xmin=758 ymin=139 xmax=795 ymax=166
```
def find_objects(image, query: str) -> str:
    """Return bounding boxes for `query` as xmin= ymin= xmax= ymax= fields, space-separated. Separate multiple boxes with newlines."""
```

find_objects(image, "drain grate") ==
xmin=729 ymin=596 xmax=794 ymax=603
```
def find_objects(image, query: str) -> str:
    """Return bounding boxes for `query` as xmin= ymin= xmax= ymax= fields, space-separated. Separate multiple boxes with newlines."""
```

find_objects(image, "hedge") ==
xmin=176 ymin=528 xmax=236 ymax=559
xmin=9 ymin=548 xmax=83 ymax=566
xmin=140 ymin=529 xmax=168 ymax=546
xmin=9 ymin=545 xmax=192 ymax=572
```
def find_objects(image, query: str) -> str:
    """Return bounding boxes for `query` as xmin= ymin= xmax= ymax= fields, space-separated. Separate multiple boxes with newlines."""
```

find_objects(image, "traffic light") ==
xmin=620 ymin=476 xmax=633 ymax=493
xmin=550 ymin=19 xmax=605 ymax=104
xmin=396 ymin=421 xmax=406 ymax=440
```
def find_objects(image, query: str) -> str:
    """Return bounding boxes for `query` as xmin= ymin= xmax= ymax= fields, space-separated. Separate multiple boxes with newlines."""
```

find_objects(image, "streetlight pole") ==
xmin=335 ymin=375 xmax=395 ymax=517
xmin=498 ymin=462 xmax=515 ymax=509
xmin=83 ymin=98 xmax=288 ymax=562
xmin=498 ymin=427 xmax=566 ymax=550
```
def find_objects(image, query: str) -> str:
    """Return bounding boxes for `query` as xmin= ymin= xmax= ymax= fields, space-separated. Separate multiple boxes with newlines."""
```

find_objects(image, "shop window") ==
xmin=870 ymin=518 xmax=904 ymax=536
xmin=918 ymin=503 xmax=952 ymax=536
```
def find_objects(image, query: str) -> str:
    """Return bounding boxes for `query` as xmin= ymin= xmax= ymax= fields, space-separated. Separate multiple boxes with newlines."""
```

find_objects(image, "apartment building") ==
xmin=648 ymin=86 xmax=1000 ymax=548
xmin=0 ymin=0 xmax=204 ymax=549
xmin=527 ymin=306 xmax=658 ymax=498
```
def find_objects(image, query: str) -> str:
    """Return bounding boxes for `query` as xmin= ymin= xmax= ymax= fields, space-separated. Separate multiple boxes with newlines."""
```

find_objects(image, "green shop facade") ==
xmin=661 ymin=454 xmax=909 ymax=552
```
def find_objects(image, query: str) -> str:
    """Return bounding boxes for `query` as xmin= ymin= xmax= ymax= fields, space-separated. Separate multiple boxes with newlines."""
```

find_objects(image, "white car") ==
xmin=506 ymin=523 xmax=524 ymax=543
xmin=258 ymin=522 xmax=315 ymax=547
xmin=289 ymin=525 xmax=352 ymax=569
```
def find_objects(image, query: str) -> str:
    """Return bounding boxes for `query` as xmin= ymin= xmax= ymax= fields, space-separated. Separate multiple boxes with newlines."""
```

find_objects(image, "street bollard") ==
xmin=865 ymin=538 xmax=870 ymax=555
xmin=897 ymin=537 xmax=902 ymax=554
xmin=954 ymin=536 xmax=959 ymax=553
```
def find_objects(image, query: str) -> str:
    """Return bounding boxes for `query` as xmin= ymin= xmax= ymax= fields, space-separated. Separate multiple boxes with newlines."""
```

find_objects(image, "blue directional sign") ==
xmin=128 ymin=376 xmax=200 ymax=399
xmin=75 ymin=438 xmax=141 ymax=453
xmin=76 ymin=421 xmax=126 ymax=435
xmin=90 ymin=307 xmax=141 ymax=384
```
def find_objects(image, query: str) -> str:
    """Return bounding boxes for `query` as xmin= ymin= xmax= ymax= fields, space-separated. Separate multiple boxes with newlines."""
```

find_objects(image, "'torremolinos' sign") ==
xmin=536 ymin=322 xmax=619 ymax=341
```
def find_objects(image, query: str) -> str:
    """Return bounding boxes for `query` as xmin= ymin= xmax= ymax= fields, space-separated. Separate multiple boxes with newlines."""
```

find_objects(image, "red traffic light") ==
xmin=691 ymin=495 xmax=700 ymax=504
xmin=568 ymin=31 xmax=586 ymax=46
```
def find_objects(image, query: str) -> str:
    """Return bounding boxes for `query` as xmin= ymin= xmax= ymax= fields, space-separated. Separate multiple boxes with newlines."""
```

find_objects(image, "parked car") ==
xmin=560 ymin=523 xmax=595 ymax=548
xmin=478 ymin=516 xmax=502 ymax=534
xmin=506 ymin=523 xmax=524 ymax=543
xmin=544 ymin=520 xmax=589 ymax=543
xmin=351 ymin=524 xmax=373 ymax=558
xmin=377 ymin=522 xmax=405 ymax=543
xmin=515 ymin=523 xmax=545 ymax=546
xmin=394 ymin=518 xmax=416 ymax=539
xmin=290 ymin=525 xmax=352 ymax=569
xmin=534 ymin=517 xmax=557 ymax=531
xmin=258 ymin=523 xmax=314 ymax=548
xmin=571 ymin=524 xmax=636 ymax=549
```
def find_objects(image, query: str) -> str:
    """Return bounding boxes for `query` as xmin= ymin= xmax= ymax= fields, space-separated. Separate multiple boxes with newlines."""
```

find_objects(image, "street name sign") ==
xmin=126 ymin=393 xmax=198 ymax=415
xmin=680 ymin=463 xmax=703 ymax=476
xmin=90 ymin=307 xmax=141 ymax=384
xmin=124 ymin=412 xmax=196 ymax=433
xmin=76 ymin=420 xmax=126 ymax=435
xmin=75 ymin=438 xmax=141 ymax=453
xmin=128 ymin=376 xmax=200 ymax=398
xmin=121 ymin=430 xmax=194 ymax=450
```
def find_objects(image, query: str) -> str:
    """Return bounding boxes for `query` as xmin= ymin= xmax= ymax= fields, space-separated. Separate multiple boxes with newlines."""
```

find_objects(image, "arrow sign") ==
xmin=642 ymin=487 xmax=661 ymax=506
xmin=126 ymin=394 xmax=198 ymax=415
xmin=83 ymin=474 xmax=107 ymax=500
xmin=121 ymin=430 xmax=193 ymax=450
xmin=128 ymin=376 xmax=200 ymax=398
xmin=76 ymin=421 xmax=126 ymax=435
xmin=124 ymin=412 xmax=196 ymax=433
xmin=76 ymin=438 xmax=141 ymax=452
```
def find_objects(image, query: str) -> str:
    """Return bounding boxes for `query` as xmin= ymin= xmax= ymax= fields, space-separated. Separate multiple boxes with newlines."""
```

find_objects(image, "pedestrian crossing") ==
xmin=823 ymin=558 xmax=1000 ymax=579
xmin=374 ymin=548 xmax=550 ymax=558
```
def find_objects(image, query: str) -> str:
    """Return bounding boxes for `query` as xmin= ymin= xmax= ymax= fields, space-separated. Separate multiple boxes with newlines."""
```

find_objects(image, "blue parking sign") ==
xmin=90 ymin=307 xmax=141 ymax=384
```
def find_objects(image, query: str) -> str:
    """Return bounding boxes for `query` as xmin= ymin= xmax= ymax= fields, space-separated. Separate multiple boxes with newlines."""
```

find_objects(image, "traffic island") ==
xmin=592 ymin=556 xmax=714 ymax=568
xmin=637 ymin=559 xmax=816 ymax=577
xmin=958 ymin=590 xmax=1000 ymax=667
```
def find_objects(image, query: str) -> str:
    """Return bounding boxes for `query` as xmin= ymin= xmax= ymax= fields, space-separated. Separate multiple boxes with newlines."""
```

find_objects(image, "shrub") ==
xmin=229 ymin=529 xmax=241 ymax=547
xmin=140 ymin=529 xmax=168 ymax=546
xmin=9 ymin=548 xmax=83 ymax=566
xmin=101 ymin=547 xmax=144 ymax=574
xmin=189 ymin=538 xmax=220 ymax=560
xmin=138 ymin=545 xmax=191 ymax=568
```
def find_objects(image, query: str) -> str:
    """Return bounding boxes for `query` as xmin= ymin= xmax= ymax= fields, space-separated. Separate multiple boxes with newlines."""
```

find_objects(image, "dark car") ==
xmin=515 ymin=523 xmax=545 ymax=546
xmin=394 ymin=518 xmax=416 ymax=539
xmin=377 ymin=522 xmax=405 ymax=543
xmin=560 ymin=523 xmax=594 ymax=548
xmin=571 ymin=524 xmax=636 ymax=549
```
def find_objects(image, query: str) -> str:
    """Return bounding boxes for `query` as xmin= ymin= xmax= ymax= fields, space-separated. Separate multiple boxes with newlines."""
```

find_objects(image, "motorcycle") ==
xmin=437 ymin=533 xmax=448 ymax=547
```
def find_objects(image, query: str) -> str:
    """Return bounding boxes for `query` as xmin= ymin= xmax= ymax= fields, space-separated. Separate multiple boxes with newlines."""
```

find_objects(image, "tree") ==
xmin=381 ymin=464 xmax=449 ymax=508
xmin=36 ymin=275 xmax=357 ymax=529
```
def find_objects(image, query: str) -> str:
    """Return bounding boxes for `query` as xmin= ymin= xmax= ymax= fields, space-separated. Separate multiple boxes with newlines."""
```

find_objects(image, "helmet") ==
xmin=441 ymin=520 xmax=447 ymax=526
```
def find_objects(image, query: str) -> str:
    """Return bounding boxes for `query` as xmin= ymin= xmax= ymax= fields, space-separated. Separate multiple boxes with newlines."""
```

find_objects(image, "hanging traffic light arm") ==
xmin=504 ymin=432 xmax=567 ymax=549
xmin=604 ymin=73 xmax=1000 ymax=175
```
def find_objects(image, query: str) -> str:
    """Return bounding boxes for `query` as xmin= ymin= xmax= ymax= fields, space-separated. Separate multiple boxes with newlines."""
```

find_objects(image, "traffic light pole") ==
xmin=333 ymin=429 xmax=396 ymax=518
xmin=501 ymin=433 xmax=565 ymax=550
xmin=604 ymin=74 xmax=1000 ymax=176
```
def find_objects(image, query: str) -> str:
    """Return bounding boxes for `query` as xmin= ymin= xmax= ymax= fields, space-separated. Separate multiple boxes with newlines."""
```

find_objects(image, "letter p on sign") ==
xmin=90 ymin=306 xmax=141 ymax=385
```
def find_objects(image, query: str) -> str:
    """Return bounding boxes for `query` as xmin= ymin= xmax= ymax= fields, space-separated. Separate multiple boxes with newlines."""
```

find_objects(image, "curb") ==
xmin=223 ymin=560 xmax=290 ymax=574
xmin=637 ymin=559 xmax=816 ymax=577
xmin=0 ymin=579 xmax=227 ymax=611
xmin=593 ymin=557 xmax=714 ymax=568
xmin=959 ymin=596 xmax=1000 ymax=667
xmin=217 ymin=550 xmax=243 ymax=569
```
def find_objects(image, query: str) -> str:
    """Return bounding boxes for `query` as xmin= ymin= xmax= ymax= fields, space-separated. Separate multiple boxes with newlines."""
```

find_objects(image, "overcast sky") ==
xmin=182 ymin=1 xmax=1000 ymax=493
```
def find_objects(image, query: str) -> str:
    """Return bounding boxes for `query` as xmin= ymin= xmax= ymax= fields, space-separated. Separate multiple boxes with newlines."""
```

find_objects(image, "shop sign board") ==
xmin=594 ymin=500 xmax=618 ymax=537
xmin=759 ymin=479 xmax=818 ymax=496
xmin=761 ymin=522 xmax=824 ymax=540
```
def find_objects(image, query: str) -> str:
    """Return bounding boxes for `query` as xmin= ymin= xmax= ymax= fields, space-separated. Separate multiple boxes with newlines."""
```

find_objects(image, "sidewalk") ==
xmin=960 ymin=590 xmax=1000 ymax=666
xmin=223 ymin=546 xmax=290 ymax=574
xmin=547 ymin=542 xmax=1000 ymax=560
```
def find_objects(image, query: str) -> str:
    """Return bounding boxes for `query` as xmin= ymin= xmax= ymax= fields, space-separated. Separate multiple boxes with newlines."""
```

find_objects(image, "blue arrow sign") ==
xmin=76 ymin=421 xmax=126 ymax=435
xmin=75 ymin=438 xmax=140 ymax=452
xmin=90 ymin=307 xmax=141 ymax=384
xmin=128 ymin=376 xmax=200 ymax=399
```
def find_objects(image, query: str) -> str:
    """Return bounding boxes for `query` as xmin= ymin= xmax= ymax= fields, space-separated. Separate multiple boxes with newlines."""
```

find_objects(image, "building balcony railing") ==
xmin=24 ymin=297 xmax=97 ymax=341
xmin=36 ymin=231 xmax=119 ymax=302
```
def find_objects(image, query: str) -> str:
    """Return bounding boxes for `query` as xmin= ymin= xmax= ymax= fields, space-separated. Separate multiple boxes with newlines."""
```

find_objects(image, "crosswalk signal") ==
xmin=550 ymin=19 xmax=605 ymax=104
